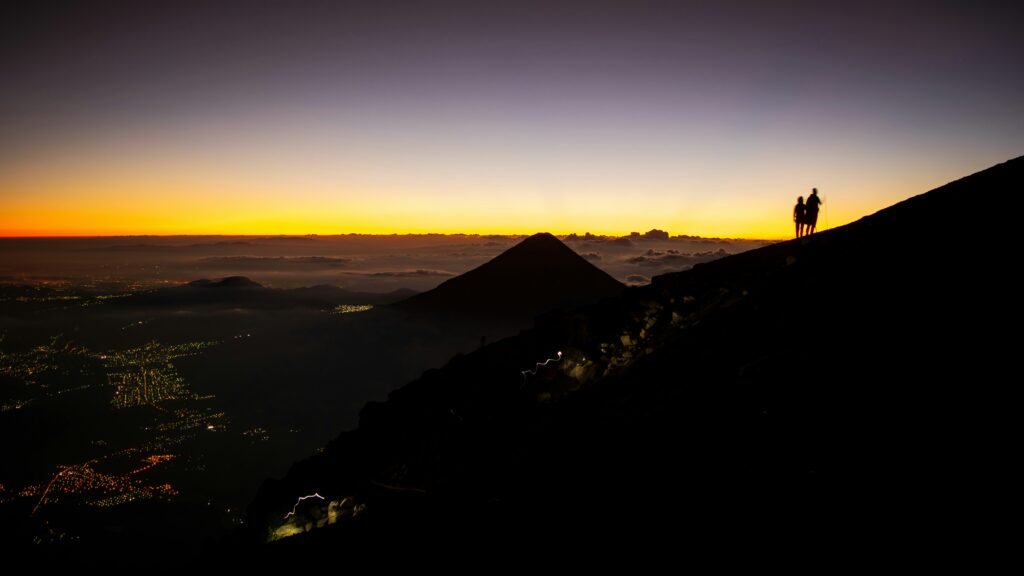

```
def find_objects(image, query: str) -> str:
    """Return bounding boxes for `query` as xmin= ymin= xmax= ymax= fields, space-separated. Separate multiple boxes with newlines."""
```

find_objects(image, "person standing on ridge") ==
xmin=804 ymin=188 xmax=822 ymax=235
xmin=793 ymin=196 xmax=806 ymax=237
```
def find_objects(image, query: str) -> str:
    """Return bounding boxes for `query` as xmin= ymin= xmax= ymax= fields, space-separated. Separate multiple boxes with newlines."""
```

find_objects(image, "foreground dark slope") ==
xmin=237 ymin=157 xmax=1019 ymax=554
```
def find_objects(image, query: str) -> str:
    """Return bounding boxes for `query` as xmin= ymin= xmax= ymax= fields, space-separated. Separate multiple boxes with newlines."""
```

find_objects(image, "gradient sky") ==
xmin=2 ymin=0 xmax=1022 ymax=238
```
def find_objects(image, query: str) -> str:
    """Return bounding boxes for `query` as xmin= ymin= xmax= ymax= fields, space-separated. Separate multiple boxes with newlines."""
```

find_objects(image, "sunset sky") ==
xmin=2 ymin=1 xmax=1022 ymax=238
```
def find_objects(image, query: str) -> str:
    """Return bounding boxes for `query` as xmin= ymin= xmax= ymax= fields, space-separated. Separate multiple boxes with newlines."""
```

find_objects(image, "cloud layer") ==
xmin=0 ymin=234 xmax=771 ymax=291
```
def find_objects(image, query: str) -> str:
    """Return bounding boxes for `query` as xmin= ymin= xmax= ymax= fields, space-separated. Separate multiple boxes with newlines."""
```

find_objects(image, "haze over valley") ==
xmin=1 ymin=230 xmax=762 ymax=556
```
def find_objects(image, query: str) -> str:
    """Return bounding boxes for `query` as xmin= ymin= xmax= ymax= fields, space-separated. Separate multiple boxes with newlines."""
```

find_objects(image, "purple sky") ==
xmin=2 ymin=1 xmax=1022 ymax=236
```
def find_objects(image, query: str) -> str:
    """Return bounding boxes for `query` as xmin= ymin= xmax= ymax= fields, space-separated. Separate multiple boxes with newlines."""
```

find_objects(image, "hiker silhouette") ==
xmin=804 ymin=188 xmax=822 ymax=235
xmin=794 ymin=196 xmax=806 ymax=237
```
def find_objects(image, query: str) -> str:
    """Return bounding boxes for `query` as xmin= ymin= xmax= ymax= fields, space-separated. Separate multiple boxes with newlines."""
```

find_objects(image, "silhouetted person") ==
xmin=805 ymin=188 xmax=822 ymax=235
xmin=793 ymin=196 xmax=806 ymax=237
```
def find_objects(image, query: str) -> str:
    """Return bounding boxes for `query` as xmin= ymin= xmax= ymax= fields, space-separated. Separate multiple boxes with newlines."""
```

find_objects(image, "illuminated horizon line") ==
xmin=0 ymin=229 xmax=789 ymax=241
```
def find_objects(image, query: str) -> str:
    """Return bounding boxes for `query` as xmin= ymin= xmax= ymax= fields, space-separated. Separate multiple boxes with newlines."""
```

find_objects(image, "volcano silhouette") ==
xmin=394 ymin=232 xmax=624 ymax=320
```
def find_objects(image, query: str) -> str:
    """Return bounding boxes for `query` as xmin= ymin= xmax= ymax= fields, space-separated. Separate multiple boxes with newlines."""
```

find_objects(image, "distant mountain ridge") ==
xmin=393 ymin=232 xmax=624 ymax=320
xmin=116 ymin=276 xmax=416 ymax=309
xmin=187 ymin=276 xmax=263 ymax=289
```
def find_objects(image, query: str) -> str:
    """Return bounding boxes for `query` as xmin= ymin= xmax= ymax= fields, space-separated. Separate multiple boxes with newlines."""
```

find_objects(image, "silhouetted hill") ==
xmin=117 ymin=277 xmax=416 ymax=309
xmin=187 ymin=276 xmax=263 ymax=289
xmin=393 ymin=232 xmax=624 ymax=320
xmin=233 ymin=157 xmax=1020 ymax=559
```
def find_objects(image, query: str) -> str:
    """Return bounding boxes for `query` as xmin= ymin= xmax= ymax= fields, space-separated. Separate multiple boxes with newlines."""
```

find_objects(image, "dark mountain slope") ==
xmin=235 ymin=156 xmax=1020 ymax=557
xmin=393 ymin=232 xmax=624 ymax=320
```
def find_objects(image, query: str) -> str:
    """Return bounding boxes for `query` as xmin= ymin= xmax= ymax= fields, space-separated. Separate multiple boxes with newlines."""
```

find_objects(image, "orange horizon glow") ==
xmin=0 ymin=211 xmax=836 ymax=241
xmin=0 ymin=198 xmax=908 ymax=241
xmin=1 ymin=133 xmax=1009 ymax=241
xmin=3 ymin=90 xmax=1015 ymax=243
xmin=0 ymin=192 xmax=904 ymax=241
xmin=0 ymin=175 xmax=898 ymax=241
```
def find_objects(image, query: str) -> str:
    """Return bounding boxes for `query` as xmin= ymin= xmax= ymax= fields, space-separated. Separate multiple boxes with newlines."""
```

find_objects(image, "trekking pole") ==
xmin=824 ymin=194 xmax=829 ymax=231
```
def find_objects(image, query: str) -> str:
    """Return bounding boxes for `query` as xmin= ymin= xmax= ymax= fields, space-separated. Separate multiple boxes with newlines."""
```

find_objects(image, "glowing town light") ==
xmin=283 ymin=492 xmax=325 ymax=519
xmin=522 ymin=351 xmax=563 ymax=382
